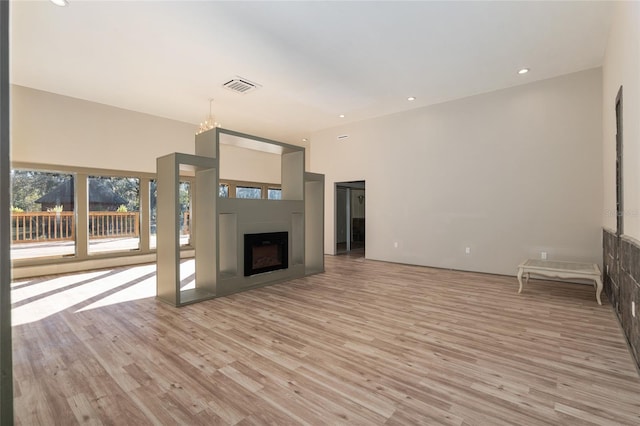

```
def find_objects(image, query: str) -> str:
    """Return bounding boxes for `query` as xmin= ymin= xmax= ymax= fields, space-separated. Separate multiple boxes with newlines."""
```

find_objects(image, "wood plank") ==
xmin=11 ymin=255 xmax=640 ymax=424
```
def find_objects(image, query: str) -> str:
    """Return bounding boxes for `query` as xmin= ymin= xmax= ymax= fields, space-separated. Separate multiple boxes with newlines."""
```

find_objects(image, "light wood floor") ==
xmin=12 ymin=256 xmax=640 ymax=425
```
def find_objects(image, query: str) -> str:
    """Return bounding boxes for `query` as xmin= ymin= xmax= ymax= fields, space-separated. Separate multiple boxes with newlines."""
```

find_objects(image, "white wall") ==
xmin=11 ymin=85 xmax=283 ymax=185
xmin=11 ymin=85 xmax=194 ymax=173
xmin=602 ymin=1 xmax=640 ymax=240
xmin=311 ymin=69 xmax=603 ymax=276
xmin=219 ymin=144 xmax=281 ymax=184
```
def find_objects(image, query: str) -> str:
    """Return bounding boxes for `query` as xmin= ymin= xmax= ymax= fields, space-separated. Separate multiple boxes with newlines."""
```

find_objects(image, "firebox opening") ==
xmin=244 ymin=232 xmax=288 ymax=276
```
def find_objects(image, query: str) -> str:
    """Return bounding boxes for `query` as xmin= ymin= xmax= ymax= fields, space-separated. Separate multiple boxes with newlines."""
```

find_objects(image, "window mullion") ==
xmin=75 ymin=173 xmax=89 ymax=258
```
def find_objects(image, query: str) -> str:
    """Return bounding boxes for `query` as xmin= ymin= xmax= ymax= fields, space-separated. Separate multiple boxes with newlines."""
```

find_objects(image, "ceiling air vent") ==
xmin=222 ymin=77 xmax=261 ymax=94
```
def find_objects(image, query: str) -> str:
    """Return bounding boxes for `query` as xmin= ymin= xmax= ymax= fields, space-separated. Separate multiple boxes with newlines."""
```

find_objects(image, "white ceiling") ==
xmin=10 ymin=0 xmax=613 ymax=145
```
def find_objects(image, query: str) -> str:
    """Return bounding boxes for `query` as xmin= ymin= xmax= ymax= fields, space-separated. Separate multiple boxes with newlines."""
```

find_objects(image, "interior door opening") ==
xmin=335 ymin=181 xmax=365 ymax=255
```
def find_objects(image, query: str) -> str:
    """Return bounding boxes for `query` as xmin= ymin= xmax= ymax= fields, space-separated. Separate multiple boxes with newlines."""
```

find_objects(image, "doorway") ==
xmin=615 ymin=86 xmax=623 ymax=236
xmin=335 ymin=181 xmax=365 ymax=255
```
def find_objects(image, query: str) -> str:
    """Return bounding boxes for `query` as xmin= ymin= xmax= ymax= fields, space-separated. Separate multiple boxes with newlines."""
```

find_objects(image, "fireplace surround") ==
xmin=157 ymin=128 xmax=324 ymax=306
xmin=244 ymin=231 xmax=288 ymax=276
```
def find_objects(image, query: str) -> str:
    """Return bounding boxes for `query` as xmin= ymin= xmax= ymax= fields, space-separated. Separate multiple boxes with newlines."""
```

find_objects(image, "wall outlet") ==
xmin=633 ymin=301 xmax=636 ymax=318
xmin=393 ymin=242 xmax=398 ymax=248
xmin=541 ymin=251 xmax=547 ymax=260
xmin=465 ymin=247 xmax=471 ymax=255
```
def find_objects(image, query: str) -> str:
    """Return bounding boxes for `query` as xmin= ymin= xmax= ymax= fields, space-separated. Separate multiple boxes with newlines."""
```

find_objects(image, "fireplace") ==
xmin=244 ymin=232 xmax=288 ymax=276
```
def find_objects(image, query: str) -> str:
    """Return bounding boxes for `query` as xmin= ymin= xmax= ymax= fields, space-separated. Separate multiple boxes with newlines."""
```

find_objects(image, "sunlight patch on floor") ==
xmin=74 ymin=264 xmax=158 ymax=313
xmin=180 ymin=259 xmax=196 ymax=291
xmin=11 ymin=260 xmax=197 ymax=325
xmin=11 ymin=269 xmax=110 ymax=303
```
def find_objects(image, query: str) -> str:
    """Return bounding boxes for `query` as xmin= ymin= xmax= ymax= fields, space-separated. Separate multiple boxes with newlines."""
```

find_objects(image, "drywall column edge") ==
xmin=156 ymin=154 xmax=180 ymax=306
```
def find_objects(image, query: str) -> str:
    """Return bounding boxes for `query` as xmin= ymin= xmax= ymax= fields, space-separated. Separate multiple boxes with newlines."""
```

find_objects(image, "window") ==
xmin=268 ymin=188 xmax=282 ymax=200
xmin=150 ymin=179 xmax=158 ymax=249
xmin=10 ymin=169 xmax=75 ymax=259
xmin=149 ymin=179 xmax=192 ymax=249
xmin=178 ymin=181 xmax=192 ymax=246
xmin=11 ymin=164 xmax=197 ymax=266
xmin=219 ymin=180 xmax=281 ymax=200
xmin=88 ymin=176 xmax=140 ymax=254
xmin=219 ymin=184 xmax=229 ymax=198
xmin=236 ymin=186 xmax=262 ymax=199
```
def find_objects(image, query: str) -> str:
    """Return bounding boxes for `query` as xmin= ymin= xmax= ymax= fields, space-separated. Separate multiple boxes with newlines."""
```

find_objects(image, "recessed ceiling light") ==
xmin=50 ymin=0 xmax=68 ymax=6
xmin=407 ymin=96 xmax=416 ymax=101
xmin=339 ymin=114 xmax=345 ymax=118
xmin=302 ymin=138 xmax=308 ymax=142
xmin=518 ymin=68 xmax=530 ymax=75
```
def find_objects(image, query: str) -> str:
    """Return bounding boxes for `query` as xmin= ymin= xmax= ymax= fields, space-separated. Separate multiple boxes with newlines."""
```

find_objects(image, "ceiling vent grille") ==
xmin=222 ymin=77 xmax=261 ymax=94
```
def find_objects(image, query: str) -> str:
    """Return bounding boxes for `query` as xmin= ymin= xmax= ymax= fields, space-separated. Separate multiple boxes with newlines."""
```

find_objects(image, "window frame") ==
xmin=9 ymin=168 xmax=77 ymax=260
xmin=10 ymin=162 xmax=162 ymax=266
xmin=218 ymin=178 xmax=281 ymax=200
xmin=87 ymin=174 xmax=142 ymax=255
xmin=10 ymin=162 xmax=281 ymax=268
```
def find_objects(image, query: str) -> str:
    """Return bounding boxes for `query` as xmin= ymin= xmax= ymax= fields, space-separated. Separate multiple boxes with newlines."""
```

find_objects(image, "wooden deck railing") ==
xmin=11 ymin=211 xmax=141 ymax=243
xmin=11 ymin=211 xmax=75 ymax=242
xmin=88 ymin=212 xmax=140 ymax=239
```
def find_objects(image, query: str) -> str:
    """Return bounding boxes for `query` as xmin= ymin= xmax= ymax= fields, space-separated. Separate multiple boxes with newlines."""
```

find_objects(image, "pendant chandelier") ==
xmin=196 ymin=98 xmax=220 ymax=135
